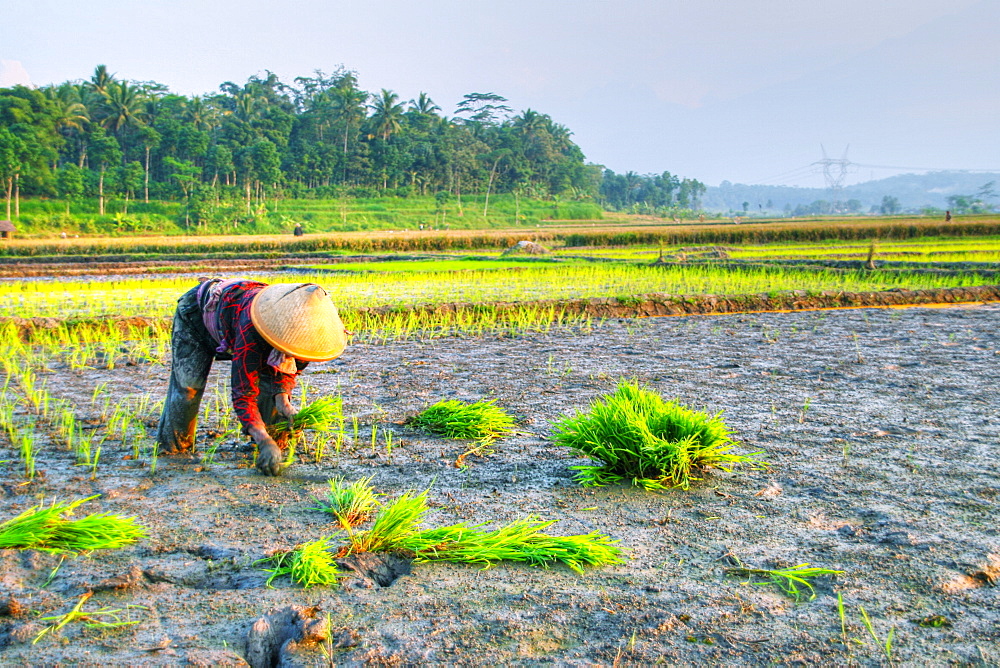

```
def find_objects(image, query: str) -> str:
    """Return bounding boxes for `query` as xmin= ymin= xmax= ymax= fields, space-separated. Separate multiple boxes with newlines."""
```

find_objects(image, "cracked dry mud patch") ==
xmin=1 ymin=304 xmax=999 ymax=666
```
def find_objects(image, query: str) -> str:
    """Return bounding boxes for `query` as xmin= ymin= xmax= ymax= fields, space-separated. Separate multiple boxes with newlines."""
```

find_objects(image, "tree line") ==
xmin=0 ymin=65 xmax=704 ymax=226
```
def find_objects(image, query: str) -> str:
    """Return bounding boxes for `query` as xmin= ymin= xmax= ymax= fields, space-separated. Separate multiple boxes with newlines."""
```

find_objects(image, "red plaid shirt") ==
xmin=212 ymin=281 xmax=304 ymax=432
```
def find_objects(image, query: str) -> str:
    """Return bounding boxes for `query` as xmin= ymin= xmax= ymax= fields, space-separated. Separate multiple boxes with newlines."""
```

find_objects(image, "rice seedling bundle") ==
xmin=262 ymin=535 xmax=342 ymax=589
xmin=348 ymin=490 xmax=429 ymax=553
xmin=0 ymin=495 xmax=146 ymax=555
xmin=312 ymin=475 xmax=382 ymax=529
xmin=399 ymin=517 xmax=624 ymax=575
xmin=268 ymin=490 xmax=621 ymax=587
xmin=553 ymin=380 xmax=760 ymax=490
xmin=271 ymin=396 xmax=343 ymax=438
xmin=409 ymin=399 xmax=515 ymax=443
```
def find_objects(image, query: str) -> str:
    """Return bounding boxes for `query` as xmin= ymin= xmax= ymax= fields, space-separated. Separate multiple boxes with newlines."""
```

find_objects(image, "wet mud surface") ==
xmin=1 ymin=304 xmax=999 ymax=665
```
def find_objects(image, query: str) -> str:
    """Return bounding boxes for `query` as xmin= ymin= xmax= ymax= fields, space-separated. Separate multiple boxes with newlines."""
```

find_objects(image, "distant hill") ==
xmin=702 ymin=171 xmax=1000 ymax=214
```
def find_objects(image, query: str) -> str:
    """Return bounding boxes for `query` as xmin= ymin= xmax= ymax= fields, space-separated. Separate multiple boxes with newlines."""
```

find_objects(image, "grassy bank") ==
xmin=3 ymin=195 xmax=603 ymax=239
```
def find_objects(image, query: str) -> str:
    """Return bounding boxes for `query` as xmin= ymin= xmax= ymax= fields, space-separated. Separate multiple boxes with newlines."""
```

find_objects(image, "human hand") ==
xmin=250 ymin=426 xmax=284 ymax=476
xmin=275 ymin=392 xmax=298 ymax=421
xmin=255 ymin=439 xmax=284 ymax=476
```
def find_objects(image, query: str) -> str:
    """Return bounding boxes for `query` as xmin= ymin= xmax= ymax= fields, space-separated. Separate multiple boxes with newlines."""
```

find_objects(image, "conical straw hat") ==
xmin=250 ymin=283 xmax=347 ymax=362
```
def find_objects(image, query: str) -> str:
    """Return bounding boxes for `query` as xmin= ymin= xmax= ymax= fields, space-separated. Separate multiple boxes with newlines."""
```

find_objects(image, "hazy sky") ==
xmin=3 ymin=0 xmax=997 ymax=187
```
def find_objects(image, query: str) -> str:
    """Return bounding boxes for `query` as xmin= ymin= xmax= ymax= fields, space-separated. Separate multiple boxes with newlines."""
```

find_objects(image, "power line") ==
xmin=748 ymin=164 xmax=821 ymax=186
xmin=853 ymin=163 xmax=1000 ymax=173
xmin=749 ymin=153 xmax=1000 ymax=188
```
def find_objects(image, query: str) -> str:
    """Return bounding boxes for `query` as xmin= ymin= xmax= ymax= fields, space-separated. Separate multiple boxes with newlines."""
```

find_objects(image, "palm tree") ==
xmin=331 ymin=82 xmax=368 ymax=181
xmin=142 ymin=96 xmax=163 ymax=127
xmin=409 ymin=92 xmax=440 ymax=116
xmin=44 ymin=85 xmax=90 ymax=167
xmin=100 ymin=80 xmax=145 ymax=135
xmin=370 ymin=89 xmax=404 ymax=141
xmin=45 ymin=85 xmax=89 ymax=133
xmin=513 ymin=109 xmax=546 ymax=136
xmin=546 ymin=120 xmax=574 ymax=153
xmin=624 ymin=171 xmax=642 ymax=206
xmin=183 ymin=96 xmax=219 ymax=133
xmin=234 ymin=90 xmax=262 ymax=125
xmin=304 ymin=90 xmax=335 ymax=142
xmin=90 ymin=64 xmax=115 ymax=96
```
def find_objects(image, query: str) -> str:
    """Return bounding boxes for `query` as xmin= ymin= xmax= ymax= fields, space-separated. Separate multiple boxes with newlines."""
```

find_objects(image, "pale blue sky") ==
xmin=3 ymin=0 xmax=997 ymax=186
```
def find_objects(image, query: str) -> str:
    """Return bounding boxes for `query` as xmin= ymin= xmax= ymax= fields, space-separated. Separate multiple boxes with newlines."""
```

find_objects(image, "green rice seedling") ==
xmin=199 ymin=430 xmax=229 ymax=468
xmin=553 ymin=380 xmax=761 ymax=490
xmin=271 ymin=396 xmax=343 ymax=440
xmin=91 ymin=382 xmax=108 ymax=405
xmin=384 ymin=428 xmax=394 ymax=463
xmin=90 ymin=446 xmax=101 ymax=480
xmin=307 ymin=431 xmax=327 ymax=463
xmin=16 ymin=427 xmax=37 ymax=481
xmin=131 ymin=427 xmax=143 ymax=461
xmin=148 ymin=440 xmax=159 ymax=475
xmin=318 ymin=611 xmax=336 ymax=663
xmin=41 ymin=555 xmax=66 ymax=588
xmin=97 ymin=396 xmax=113 ymax=422
xmin=859 ymin=605 xmax=896 ymax=666
xmin=75 ymin=429 xmax=93 ymax=466
xmin=0 ymin=495 xmax=146 ymax=555
xmin=312 ymin=475 xmax=382 ymax=530
xmin=57 ymin=407 xmax=77 ymax=447
xmin=399 ymin=516 xmax=624 ymax=575
xmin=836 ymin=593 xmax=862 ymax=664
xmin=409 ymin=399 xmax=515 ymax=444
xmin=724 ymin=561 xmax=844 ymax=601
xmin=348 ymin=490 xmax=430 ymax=553
xmin=283 ymin=439 xmax=298 ymax=467
xmin=17 ymin=371 xmax=52 ymax=418
xmin=33 ymin=592 xmax=144 ymax=644
xmin=260 ymin=535 xmax=343 ymax=589
xmin=201 ymin=438 xmax=219 ymax=468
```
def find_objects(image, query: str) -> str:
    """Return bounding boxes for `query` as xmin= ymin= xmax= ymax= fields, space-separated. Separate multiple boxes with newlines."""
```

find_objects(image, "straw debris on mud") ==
xmin=0 ymin=304 xmax=998 ymax=665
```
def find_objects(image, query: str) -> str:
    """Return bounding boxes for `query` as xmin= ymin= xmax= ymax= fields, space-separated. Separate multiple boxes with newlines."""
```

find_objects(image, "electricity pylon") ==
xmin=813 ymin=145 xmax=852 ymax=211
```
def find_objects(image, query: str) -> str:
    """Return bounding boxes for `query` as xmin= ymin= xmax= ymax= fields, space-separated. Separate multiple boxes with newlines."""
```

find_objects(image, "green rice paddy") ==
xmin=553 ymin=236 xmax=1000 ymax=264
xmin=0 ymin=261 xmax=991 ymax=321
xmin=307 ymin=258 xmax=573 ymax=273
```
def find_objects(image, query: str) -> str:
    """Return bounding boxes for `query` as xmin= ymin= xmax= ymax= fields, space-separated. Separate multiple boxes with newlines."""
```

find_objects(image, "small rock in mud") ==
xmin=192 ymin=544 xmax=241 ymax=561
xmin=836 ymin=524 xmax=857 ymax=538
xmin=7 ymin=621 xmax=42 ymax=644
xmin=971 ymin=566 xmax=999 ymax=586
xmin=94 ymin=564 xmax=146 ymax=592
xmin=0 ymin=597 xmax=27 ymax=617
xmin=878 ymin=531 xmax=916 ymax=546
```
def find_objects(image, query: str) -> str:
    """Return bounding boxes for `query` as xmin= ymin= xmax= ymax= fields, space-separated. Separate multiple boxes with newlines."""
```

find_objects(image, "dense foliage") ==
xmin=0 ymin=65 xmax=704 ymax=232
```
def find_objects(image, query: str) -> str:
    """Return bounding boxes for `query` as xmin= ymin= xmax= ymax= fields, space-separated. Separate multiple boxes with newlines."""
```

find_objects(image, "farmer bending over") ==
xmin=156 ymin=279 xmax=348 ymax=475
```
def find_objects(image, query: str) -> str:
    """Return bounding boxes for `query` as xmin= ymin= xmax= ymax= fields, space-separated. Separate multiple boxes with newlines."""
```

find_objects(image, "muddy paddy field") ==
xmin=1 ymin=302 xmax=999 ymax=666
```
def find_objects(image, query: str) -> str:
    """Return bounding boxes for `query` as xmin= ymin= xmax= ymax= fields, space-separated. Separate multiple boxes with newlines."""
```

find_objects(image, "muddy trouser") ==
xmin=155 ymin=285 xmax=282 ymax=453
